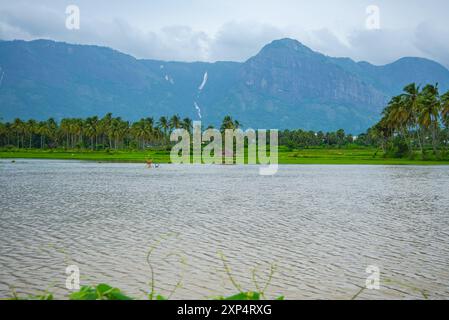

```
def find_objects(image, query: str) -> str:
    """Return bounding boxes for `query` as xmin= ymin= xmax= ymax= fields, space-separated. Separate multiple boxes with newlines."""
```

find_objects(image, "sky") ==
xmin=0 ymin=0 xmax=448 ymax=67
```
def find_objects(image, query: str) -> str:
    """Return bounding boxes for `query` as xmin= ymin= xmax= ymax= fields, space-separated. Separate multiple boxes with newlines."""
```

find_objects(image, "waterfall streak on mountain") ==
xmin=198 ymin=72 xmax=208 ymax=91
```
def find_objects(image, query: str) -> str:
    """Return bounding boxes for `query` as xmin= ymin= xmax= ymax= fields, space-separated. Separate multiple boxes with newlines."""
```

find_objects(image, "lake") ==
xmin=1 ymin=159 xmax=449 ymax=299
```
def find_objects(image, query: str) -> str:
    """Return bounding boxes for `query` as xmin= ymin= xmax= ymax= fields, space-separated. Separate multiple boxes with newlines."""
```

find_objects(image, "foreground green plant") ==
xmin=9 ymin=285 xmax=276 ymax=301
xmin=69 ymin=284 xmax=133 ymax=300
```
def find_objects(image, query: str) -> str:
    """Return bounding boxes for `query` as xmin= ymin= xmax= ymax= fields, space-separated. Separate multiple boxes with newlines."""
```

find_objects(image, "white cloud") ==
xmin=346 ymin=28 xmax=422 ymax=65
xmin=0 ymin=0 xmax=448 ymax=68
xmin=414 ymin=22 xmax=449 ymax=67
xmin=208 ymin=21 xmax=284 ymax=61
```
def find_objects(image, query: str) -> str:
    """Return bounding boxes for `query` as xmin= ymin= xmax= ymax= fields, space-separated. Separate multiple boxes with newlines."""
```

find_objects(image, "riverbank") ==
xmin=2 ymin=148 xmax=449 ymax=165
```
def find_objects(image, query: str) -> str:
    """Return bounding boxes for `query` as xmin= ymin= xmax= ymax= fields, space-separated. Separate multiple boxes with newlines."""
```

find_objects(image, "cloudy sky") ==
xmin=1 ymin=0 xmax=448 ymax=67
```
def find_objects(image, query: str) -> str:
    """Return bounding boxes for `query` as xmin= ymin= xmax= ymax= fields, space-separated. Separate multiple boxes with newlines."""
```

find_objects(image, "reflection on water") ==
xmin=1 ymin=159 xmax=449 ymax=299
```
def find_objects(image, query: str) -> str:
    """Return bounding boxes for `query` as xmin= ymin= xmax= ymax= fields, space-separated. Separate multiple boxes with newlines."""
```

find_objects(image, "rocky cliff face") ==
xmin=239 ymin=39 xmax=386 ymax=105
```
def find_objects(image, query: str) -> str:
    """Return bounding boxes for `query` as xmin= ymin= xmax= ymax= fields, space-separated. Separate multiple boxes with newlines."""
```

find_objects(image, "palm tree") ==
xmin=131 ymin=120 xmax=145 ymax=149
xmin=91 ymin=116 xmax=99 ymax=148
xmin=73 ymin=118 xmax=83 ymax=147
xmin=220 ymin=116 xmax=236 ymax=132
xmin=182 ymin=117 xmax=193 ymax=134
xmin=60 ymin=118 xmax=71 ymax=148
xmin=117 ymin=120 xmax=130 ymax=149
xmin=157 ymin=116 xmax=169 ymax=141
xmin=401 ymin=83 xmax=423 ymax=153
xmin=37 ymin=121 xmax=48 ymax=148
xmin=418 ymin=84 xmax=441 ymax=154
xmin=370 ymin=118 xmax=390 ymax=153
xmin=85 ymin=116 xmax=100 ymax=150
xmin=131 ymin=118 xmax=154 ymax=149
xmin=143 ymin=117 xmax=155 ymax=145
xmin=108 ymin=117 xmax=129 ymax=149
xmin=4 ymin=122 xmax=12 ymax=146
xmin=110 ymin=117 xmax=121 ymax=149
xmin=67 ymin=118 xmax=78 ymax=148
xmin=11 ymin=118 xmax=25 ymax=148
xmin=169 ymin=115 xmax=181 ymax=130
xmin=26 ymin=119 xmax=37 ymax=148
xmin=152 ymin=127 xmax=163 ymax=143
xmin=441 ymin=90 xmax=449 ymax=129
xmin=385 ymin=95 xmax=413 ymax=152
xmin=0 ymin=122 xmax=7 ymax=146
xmin=101 ymin=113 xmax=113 ymax=148
xmin=45 ymin=118 xmax=58 ymax=148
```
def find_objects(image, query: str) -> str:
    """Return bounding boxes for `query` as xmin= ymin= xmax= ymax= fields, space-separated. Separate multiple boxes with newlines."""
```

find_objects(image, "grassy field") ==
xmin=0 ymin=149 xmax=171 ymax=163
xmin=2 ymin=147 xmax=449 ymax=165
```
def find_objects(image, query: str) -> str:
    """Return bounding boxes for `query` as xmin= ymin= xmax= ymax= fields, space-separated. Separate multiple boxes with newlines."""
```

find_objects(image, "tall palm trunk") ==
xmin=416 ymin=128 xmax=424 ymax=156
xmin=401 ymin=125 xmax=412 ymax=153
xmin=431 ymin=123 xmax=438 ymax=154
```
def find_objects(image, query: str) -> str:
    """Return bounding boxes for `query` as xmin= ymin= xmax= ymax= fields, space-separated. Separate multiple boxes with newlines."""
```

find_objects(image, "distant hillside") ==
xmin=1 ymin=38 xmax=449 ymax=133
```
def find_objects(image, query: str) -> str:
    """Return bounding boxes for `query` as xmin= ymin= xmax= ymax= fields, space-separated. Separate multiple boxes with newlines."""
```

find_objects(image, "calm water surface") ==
xmin=1 ymin=159 xmax=449 ymax=299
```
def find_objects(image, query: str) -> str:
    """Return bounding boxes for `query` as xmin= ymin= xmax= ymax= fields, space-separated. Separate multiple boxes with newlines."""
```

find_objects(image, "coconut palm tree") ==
xmin=131 ymin=119 xmax=145 ymax=149
xmin=220 ymin=116 xmax=237 ymax=132
xmin=0 ymin=122 xmax=7 ymax=146
xmin=157 ymin=116 xmax=169 ymax=141
xmin=73 ymin=118 xmax=84 ymax=147
xmin=47 ymin=118 xmax=58 ymax=147
xmin=182 ymin=117 xmax=193 ymax=134
xmin=110 ymin=117 xmax=122 ymax=149
xmin=441 ymin=90 xmax=449 ymax=128
xmin=120 ymin=120 xmax=130 ymax=148
xmin=11 ymin=118 xmax=25 ymax=148
xmin=418 ymin=84 xmax=441 ymax=154
xmin=370 ymin=118 xmax=391 ymax=153
xmin=101 ymin=113 xmax=113 ymax=148
xmin=131 ymin=118 xmax=154 ymax=149
xmin=84 ymin=116 xmax=100 ymax=150
xmin=26 ymin=119 xmax=37 ymax=148
xmin=59 ymin=118 xmax=71 ymax=148
xmin=37 ymin=121 xmax=50 ymax=148
xmin=143 ymin=117 xmax=155 ymax=145
xmin=169 ymin=115 xmax=182 ymax=130
xmin=385 ymin=95 xmax=415 ymax=152
xmin=401 ymin=83 xmax=423 ymax=153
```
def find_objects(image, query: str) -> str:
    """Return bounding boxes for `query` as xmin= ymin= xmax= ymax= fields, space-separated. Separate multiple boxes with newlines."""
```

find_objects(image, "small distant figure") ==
xmin=146 ymin=159 xmax=159 ymax=168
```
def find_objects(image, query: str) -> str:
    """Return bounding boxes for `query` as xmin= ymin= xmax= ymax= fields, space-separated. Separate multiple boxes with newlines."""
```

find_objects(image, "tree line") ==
xmin=0 ymin=112 xmax=367 ymax=150
xmin=0 ymin=114 xmax=244 ymax=150
xmin=367 ymin=83 xmax=449 ymax=158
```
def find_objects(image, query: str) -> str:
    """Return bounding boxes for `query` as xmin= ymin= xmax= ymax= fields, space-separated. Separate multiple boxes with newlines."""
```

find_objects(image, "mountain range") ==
xmin=1 ymin=38 xmax=449 ymax=133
